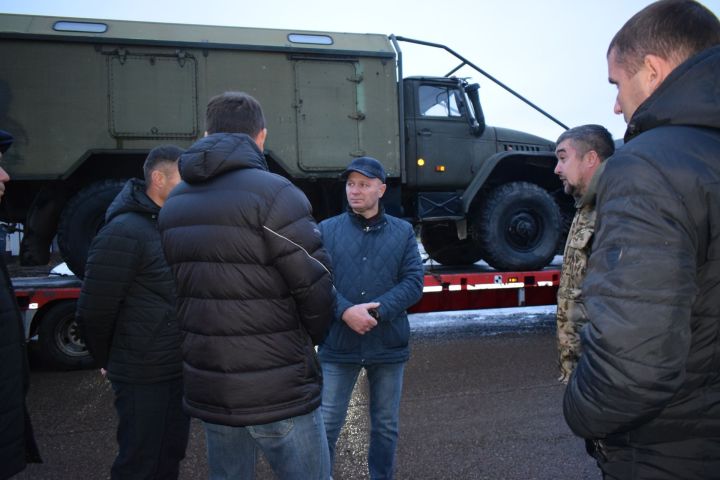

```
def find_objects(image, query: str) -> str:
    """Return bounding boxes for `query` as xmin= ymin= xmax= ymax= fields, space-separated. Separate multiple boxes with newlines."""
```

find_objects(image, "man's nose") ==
xmin=614 ymin=97 xmax=622 ymax=115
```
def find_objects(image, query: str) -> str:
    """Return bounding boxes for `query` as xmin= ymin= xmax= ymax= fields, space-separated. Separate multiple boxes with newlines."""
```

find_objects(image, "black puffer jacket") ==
xmin=564 ymin=46 xmax=720 ymax=468
xmin=77 ymin=179 xmax=183 ymax=384
xmin=0 ymin=258 xmax=41 ymax=479
xmin=159 ymin=133 xmax=334 ymax=427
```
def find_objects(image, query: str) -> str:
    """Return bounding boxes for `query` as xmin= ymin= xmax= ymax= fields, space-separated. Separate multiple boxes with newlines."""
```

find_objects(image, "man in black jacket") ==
xmin=0 ymin=130 xmax=41 ymax=480
xmin=563 ymin=2 xmax=720 ymax=479
xmin=77 ymin=145 xmax=188 ymax=479
xmin=159 ymin=92 xmax=335 ymax=480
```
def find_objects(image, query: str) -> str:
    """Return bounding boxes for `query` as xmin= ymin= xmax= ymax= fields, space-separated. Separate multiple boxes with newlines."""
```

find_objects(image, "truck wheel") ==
xmin=473 ymin=182 xmax=560 ymax=271
xmin=421 ymin=222 xmax=483 ymax=265
xmin=57 ymin=180 xmax=125 ymax=278
xmin=554 ymin=192 xmax=575 ymax=254
xmin=37 ymin=301 xmax=94 ymax=370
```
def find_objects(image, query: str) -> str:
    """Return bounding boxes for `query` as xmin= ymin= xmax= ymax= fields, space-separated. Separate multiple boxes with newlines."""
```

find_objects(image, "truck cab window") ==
xmin=419 ymin=85 xmax=461 ymax=117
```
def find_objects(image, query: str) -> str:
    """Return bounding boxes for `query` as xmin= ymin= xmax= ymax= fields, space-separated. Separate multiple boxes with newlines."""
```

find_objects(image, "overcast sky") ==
xmin=3 ymin=0 xmax=719 ymax=141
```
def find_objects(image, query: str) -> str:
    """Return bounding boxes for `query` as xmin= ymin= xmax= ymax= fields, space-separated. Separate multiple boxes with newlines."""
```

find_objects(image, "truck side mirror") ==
xmin=465 ymin=83 xmax=486 ymax=137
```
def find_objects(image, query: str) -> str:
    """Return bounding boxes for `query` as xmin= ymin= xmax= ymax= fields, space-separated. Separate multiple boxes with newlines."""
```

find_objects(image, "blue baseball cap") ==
xmin=341 ymin=156 xmax=386 ymax=183
xmin=0 ymin=130 xmax=13 ymax=154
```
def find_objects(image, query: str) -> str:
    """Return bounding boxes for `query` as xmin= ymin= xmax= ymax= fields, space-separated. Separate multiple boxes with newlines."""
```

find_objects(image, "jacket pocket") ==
xmin=140 ymin=310 xmax=174 ymax=359
xmin=381 ymin=317 xmax=410 ymax=349
xmin=326 ymin=321 xmax=360 ymax=352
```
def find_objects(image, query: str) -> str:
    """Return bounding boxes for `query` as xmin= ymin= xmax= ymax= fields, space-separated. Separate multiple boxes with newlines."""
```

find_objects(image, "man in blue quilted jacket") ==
xmin=319 ymin=157 xmax=424 ymax=480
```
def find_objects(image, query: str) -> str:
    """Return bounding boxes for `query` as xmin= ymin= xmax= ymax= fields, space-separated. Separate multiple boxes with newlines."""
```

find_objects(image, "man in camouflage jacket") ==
xmin=553 ymin=125 xmax=615 ymax=383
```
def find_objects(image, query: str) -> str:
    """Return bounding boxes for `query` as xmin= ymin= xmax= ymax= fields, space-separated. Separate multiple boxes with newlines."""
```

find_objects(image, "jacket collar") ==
xmin=625 ymin=45 xmax=720 ymax=142
xmin=348 ymin=206 xmax=387 ymax=232
xmin=105 ymin=178 xmax=159 ymax=223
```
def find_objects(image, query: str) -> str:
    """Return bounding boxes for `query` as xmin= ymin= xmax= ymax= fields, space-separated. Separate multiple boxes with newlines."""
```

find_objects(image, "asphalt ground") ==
xmin=17 ymin=309 xmax=599 ymax=479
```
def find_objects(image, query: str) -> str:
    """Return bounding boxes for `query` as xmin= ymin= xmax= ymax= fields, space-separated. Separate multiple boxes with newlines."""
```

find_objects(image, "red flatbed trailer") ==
xmin=410 ymin=266 xmax=560 ymax=313
xmin=13 ymin=266 xmax=560 ymax=368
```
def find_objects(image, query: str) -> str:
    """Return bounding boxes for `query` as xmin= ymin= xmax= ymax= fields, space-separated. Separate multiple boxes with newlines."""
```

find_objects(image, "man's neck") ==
xmin=146 ymin=189 xmax=163 ymax=208
xmin=352 ymin=206 xmax=379 ymax=219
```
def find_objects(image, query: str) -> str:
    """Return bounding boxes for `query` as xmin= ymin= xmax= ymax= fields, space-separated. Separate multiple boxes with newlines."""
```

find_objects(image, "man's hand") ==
xmin=100 ymin=368 xmax=107 ymax=377
xmin=342 ymin=302 xmax=380 ymax=335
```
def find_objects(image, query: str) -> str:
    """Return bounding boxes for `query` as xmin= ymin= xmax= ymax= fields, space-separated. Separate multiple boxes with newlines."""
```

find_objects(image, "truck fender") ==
xmin=460 ymin=151 xmax=558 ymax=212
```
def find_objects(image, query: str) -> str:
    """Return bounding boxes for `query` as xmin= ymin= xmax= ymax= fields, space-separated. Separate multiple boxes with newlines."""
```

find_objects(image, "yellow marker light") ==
xmin=417 ymin=158 xmax=425 ymax=167
xmin=507 ymin=277 xmax=519 ymax=283
xmin=435 ymin=165 xmax=446 ymax=172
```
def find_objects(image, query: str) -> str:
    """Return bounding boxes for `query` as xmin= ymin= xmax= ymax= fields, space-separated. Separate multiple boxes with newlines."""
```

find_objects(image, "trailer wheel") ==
xmin=473 ymin=182 xmax=561 ymax=271
xmin=37 ymin=301 xmax=94 ymax=370
xmin=420 ymin=222 xmax=483 ymax=266
xmin=57 ymin=180 xmax=125 ymax=278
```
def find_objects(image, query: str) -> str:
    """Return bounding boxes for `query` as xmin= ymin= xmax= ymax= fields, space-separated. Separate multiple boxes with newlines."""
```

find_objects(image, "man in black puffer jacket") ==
xmin=77 ymin=145 xmax=189 ymax=479
xmin=159 ymin=92 xmax=334 ymax=480
xmin=563 ymin=2 xmax=720 ymax=479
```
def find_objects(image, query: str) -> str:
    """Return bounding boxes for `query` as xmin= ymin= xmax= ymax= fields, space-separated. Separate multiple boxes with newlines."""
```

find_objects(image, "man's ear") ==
xmin=150 ymin=168 xmax=164 ymax=188
xmin=643 ymin=54 xmax=675 ymax=97
xmin=585 ymin=150 xmax=600 ymax=168
xmin=378 ymin=182 xmax=387 ymax=198
xmin=254 ymin=128 xmax=268 ymax=151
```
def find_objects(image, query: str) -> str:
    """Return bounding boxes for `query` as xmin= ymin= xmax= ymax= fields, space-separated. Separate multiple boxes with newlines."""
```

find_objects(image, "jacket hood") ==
xmin=179 ymin=133 xmax=268 ymax=184
xmin=626 ymin=45 xmax=720 ymax=142
xmin=105 ymin=178 xmax=159 ymax=223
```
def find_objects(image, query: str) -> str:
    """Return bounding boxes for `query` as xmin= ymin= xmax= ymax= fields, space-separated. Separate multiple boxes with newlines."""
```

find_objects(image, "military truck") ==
xmin=0 ymin=13 xmax=572 ymax=277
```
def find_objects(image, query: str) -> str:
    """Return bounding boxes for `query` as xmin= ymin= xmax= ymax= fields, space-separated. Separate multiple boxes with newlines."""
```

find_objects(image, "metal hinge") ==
xmin=176 ymin=50 xmax=188 ymax=67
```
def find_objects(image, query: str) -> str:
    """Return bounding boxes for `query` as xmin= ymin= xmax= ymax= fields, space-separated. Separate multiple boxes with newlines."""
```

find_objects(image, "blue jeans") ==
xmin=321 ymin=362 xmax=405 ymax=480
xmin=203 ymin=408 xmax=330 ymax=480
xmin=110 ymin=378 xmax=190 ymax=480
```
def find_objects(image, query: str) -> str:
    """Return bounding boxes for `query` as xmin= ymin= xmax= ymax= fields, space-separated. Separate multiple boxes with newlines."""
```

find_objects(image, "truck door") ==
xmin=108 ymin=51 xmax=198 ymax=138
xmin=293 ymin=59 xmax=362 ymax=171
xmin=409 ymin=83 xmax=495 ymax=189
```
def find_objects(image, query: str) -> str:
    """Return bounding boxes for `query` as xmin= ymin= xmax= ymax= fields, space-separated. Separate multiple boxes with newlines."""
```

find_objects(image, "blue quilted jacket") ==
xmin=318 ymin=209 xmax=423 ymax=364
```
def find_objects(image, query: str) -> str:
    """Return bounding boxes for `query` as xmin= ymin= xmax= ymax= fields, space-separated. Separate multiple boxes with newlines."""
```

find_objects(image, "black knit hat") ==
xmin=0 ymin=130 xmax=13 ymax=154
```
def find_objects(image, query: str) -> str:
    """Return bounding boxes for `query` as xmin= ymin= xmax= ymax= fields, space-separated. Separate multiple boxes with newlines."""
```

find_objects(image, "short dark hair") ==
xmin=556 ymin=125 xmax=615 ymax=162
xmin=205 ymin=92 xmax=266 ymax=136
xmin=609 ymin=0 xmax=720 ymax=74
xmin=143 ymin=144 xmax=183 ymax=184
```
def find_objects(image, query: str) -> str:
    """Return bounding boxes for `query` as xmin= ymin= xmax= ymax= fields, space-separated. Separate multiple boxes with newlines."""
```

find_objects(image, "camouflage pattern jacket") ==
xmin=556 ymin=162 xmax=606 ymax=383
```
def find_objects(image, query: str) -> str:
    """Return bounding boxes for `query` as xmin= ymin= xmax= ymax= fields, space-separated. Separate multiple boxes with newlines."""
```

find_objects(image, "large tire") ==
xmin=37 ymin=300 xmax=94 ymax=370
xmin=472 ymin=182 xmax=561 ymax=271
xmin=554 ymin=191 xmax=575 ymax=255
xmin=57 ymin=180 xmax=125 ymax=278
xmin=421 ymin=222 xmax=483 ymax=266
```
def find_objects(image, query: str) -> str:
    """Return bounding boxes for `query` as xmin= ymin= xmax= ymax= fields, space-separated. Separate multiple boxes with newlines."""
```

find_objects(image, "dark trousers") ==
xmin=110 ymin=378 xmax=190 ymax=480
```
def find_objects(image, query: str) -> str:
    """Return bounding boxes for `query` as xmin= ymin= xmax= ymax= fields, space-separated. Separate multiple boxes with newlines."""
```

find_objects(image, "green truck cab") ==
xmin=0 ymin=13 xmax=571 ymax=276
